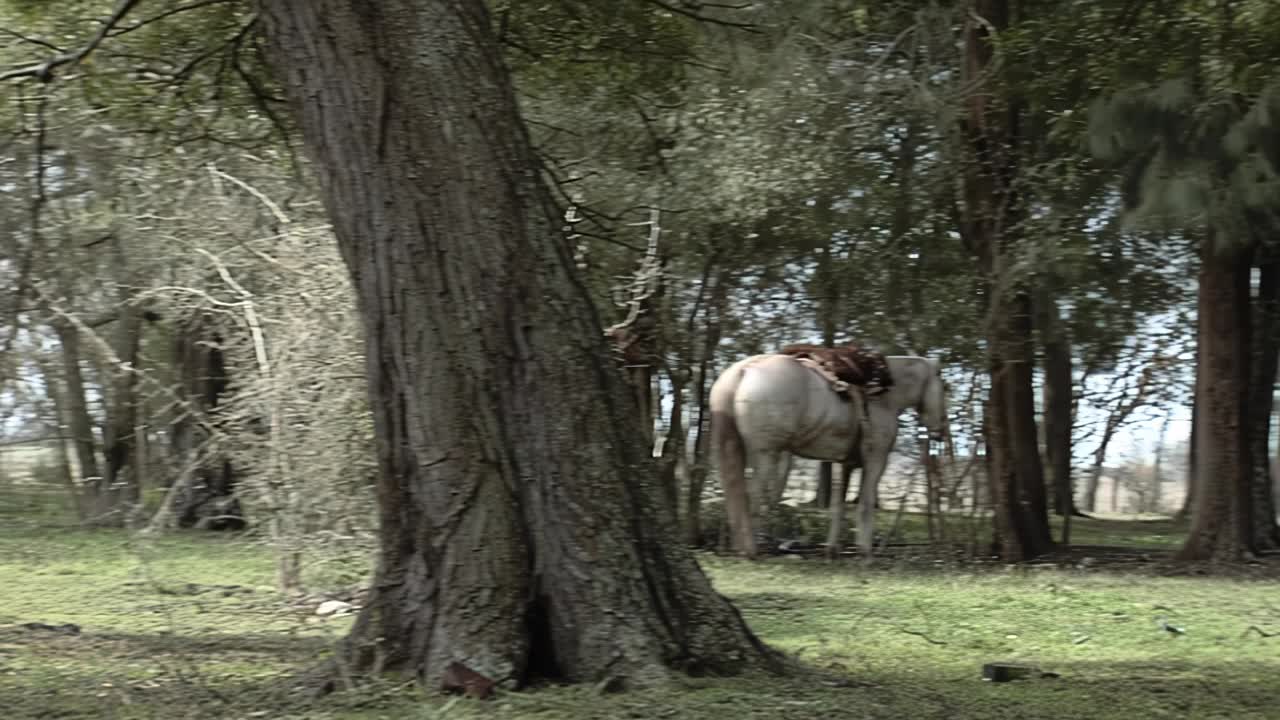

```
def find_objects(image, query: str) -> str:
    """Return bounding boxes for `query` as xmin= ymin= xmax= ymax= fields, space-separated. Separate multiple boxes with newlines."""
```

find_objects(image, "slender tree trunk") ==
xmin=1084 ymin=460 xmax=1107 ymax=515
xmin=683 ymin=273 xmax=726 ymax=547
xmin=887 ymin=118 xmax=920 ymax=349
xmin=922 ymin=436 xmax=945 ymax=544
xmin=1176 ymin=243 xmax=1255 ymax=561
xmin=258 ymin=0 xmax=777 ymax=688
xmin=1247 ymin=252 xmax=1280 ymax=549
xmin=96 ymin=257 xmax=143 ymax=524
xmin=813 ymin=246 xmax=839 ymax=509
xmin=54 ymin=324 xmax=100 ymax=496
xmin=1083 ymin=366 xmax=1158 ymax=513
xmin=683 ymin=372 xmax=711 ymax=547
xmin=1176 ymin=370 xmax=1199 ymax=522
xmin=1152 ymin=413 xmax=1170 ymax=514
xmin=35 ymin=355 xmax=86 ymax=519
xmin=657 ymin=374 xmax=685 ymax=515
xmin=1034 ymin=285 xmax=1077 ymax=518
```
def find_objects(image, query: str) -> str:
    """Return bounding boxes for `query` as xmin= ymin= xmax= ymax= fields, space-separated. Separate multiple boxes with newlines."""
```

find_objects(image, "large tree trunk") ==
xmin=1247 ymin=252 xmax=1280 ymax=549
xmin=1175 ymin=243 xmax=1255 ymax=561
xmin=1034 ymin=286 xmax=1077 ymax=519
xmin=961 ymin=0 xmax=1055 ymax=561
xmin=257 ymin=0 xmax=777 ymax=689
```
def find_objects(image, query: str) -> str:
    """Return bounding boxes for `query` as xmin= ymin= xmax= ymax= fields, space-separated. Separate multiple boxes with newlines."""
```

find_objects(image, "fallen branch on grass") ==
xmin=898 ymin=627 xmax=947 ymax=645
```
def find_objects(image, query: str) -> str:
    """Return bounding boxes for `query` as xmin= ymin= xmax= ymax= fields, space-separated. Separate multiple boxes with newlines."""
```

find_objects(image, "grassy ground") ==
xmin=1 ymin=494 xmax=1278 ymax=719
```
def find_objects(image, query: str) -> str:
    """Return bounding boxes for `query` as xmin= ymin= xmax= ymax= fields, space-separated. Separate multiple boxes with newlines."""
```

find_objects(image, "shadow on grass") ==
xmin=2 ymin=623 xmax=1277 ymax=720
xmin=0 ymin=625 xmax=349 ymax=720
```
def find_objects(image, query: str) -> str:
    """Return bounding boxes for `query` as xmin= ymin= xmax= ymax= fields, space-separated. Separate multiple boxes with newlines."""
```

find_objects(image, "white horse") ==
xmin=709 ymin=353 xmax=948 ymax=559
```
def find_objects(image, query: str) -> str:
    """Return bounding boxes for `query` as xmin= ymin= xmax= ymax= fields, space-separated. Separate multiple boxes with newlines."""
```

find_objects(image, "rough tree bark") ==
xmin=257 ymin=0 xmax=778 ymax=689
xmin=1247 ymin=251 xmax=1280 ymax=550
xmin=1175 ymin=242 xmax=1255 ymax=561
xmin=961 ymin=0 xmax=1055 ymax=561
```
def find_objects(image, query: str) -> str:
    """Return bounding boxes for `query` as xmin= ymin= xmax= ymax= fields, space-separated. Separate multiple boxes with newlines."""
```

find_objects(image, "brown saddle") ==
xmin=779 ymin=343 xmax=894 ymax=399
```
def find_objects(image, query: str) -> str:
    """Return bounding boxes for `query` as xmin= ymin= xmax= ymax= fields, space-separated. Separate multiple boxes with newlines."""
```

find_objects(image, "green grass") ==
xmin=1 ymin=510 xmax=1277 ymax=719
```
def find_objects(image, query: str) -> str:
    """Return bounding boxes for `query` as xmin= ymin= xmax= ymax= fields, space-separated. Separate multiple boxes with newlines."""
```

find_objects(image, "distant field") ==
xmin=0 ymin=443 xmax=66 ymax=484
xmin=1 ymin=505 xmax=1276 ymax=720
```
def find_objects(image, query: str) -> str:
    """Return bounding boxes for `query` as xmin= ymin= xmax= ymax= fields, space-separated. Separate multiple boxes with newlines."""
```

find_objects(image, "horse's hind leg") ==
xmin=857 ymin=444 xmax=890 ymax=559
xmin=750 ymin=450 xmax=790 ymax=552
xmin=825 ymin=462 xmax=856 ymax=559
xmin=766 ymin=452 xmax=792 ymax=510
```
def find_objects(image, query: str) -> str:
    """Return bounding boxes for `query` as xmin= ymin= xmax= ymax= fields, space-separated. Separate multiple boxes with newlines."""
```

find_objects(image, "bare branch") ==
xmin=0 ymin=87 xmax=50 ymax=391
xmin=0 ymin=0 xmax=145 ymax=82
xmin=0 ymin=29 xmax=65 ymax=53
xmin=605 ymin=209 xmax=664 ymax=336
xmin=898 ymin=626 xmax=948 ymax=645
xmin=107 ymin=0 xmax=235 ymax=38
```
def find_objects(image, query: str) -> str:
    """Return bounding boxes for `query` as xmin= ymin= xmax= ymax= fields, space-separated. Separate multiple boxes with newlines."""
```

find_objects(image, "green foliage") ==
xmin=1 ymin=0 xmax=282 ymax=157
xmin=1080 ymin=0 xmax=1280 ymax=250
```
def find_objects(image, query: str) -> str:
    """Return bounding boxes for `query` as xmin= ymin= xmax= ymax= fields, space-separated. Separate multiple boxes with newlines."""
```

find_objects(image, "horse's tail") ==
xmin=709 ymin=365 xmax=755 ymax=558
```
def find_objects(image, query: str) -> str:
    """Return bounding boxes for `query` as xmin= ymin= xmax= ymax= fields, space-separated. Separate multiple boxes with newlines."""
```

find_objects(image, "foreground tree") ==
xmin=256 ymin=0 xmax=777 ymax=689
